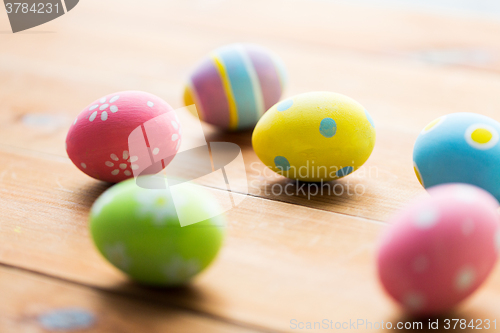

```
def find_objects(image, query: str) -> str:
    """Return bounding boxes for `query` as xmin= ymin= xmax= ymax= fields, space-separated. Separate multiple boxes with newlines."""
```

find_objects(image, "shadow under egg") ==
xmin=204 ymin=128 xmax=254 ymax=148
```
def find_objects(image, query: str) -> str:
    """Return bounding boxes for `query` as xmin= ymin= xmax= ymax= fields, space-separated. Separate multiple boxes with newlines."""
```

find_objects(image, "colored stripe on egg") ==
xmin=244 ymin=45 xmax=283 ymax=111
xmin=190 ymin=57 xmax=230 ymax=128
xmin=184 ymin=81 xmax=205 ymax=121
xmin=236 ymin=45 xmax=265 ymax=119
xmin=216 ymin=47 xmax=260 ymax=129
xmin=188 ymin=44 xmax=287 ymax=130
xmin=211 ymin=53 xmax=239 ymax=130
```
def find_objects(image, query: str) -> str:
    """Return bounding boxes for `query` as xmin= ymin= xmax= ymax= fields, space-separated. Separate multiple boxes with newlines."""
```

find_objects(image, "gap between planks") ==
xmin=0 ymin=142 xmax=391 ymax=227
xmin=0 ymin=262 xmax=273 ymax=333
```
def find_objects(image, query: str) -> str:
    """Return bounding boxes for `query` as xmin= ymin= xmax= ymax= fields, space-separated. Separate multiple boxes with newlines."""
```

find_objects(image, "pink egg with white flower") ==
xmin=377 ymin=183 xmax=500 ymax=315
xmin=66 ymin=91 xmax=182 ymax=183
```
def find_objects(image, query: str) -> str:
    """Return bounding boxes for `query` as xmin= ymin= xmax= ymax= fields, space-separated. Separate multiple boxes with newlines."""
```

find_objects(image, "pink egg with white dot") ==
xmin=66 ymin=91 xmax=182 ymax=183
xmin=377 ymin=183 xmax=500 ymax=315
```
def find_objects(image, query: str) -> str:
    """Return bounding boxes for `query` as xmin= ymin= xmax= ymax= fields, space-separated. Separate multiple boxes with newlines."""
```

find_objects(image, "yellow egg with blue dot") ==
xmin=413 ymin=112 xmax=500 ymax=201
xmin=252 ymin=91 xmax=376 ymax=182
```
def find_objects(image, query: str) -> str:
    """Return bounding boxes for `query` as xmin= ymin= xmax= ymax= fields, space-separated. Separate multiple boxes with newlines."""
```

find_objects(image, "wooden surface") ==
xmin=2 ymin=0 xmax=500 ymax=332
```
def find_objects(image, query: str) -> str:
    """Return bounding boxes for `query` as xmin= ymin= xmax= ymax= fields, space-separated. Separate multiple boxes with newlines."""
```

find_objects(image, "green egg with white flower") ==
xmin=89 ymin=177 xmax=226 ymax=286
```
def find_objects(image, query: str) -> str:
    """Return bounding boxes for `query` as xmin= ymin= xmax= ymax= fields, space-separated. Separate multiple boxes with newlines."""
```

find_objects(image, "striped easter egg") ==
xmin=184 ymin=44 xmax=287 ymax=131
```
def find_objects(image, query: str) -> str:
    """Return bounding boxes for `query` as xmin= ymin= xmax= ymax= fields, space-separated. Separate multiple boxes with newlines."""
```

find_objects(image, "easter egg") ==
xmin=377 ymin=183 xmax=500 ymax=314
xmin=184 ymin=43 xmax=287 ymax=130
xmin=66 ymin=91 xmax=182 ymax=183
xmin=252 ymin=91 xmax=376 ymax=182
xmin=89 ymin=178 xmax=226 ymax=286
xmin=413 ymin=112 xmax=500 ymax=201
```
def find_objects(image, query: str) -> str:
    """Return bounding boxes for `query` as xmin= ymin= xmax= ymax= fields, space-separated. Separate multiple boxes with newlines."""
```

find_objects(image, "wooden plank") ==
xmin=0 ymin=265 xmax=261 ymax=333
xmin=201 ymin=127 xmax=423 ymax=222
xmin=3 ymin=0 xmax=500 ymax=71
xmin=2 ymin=0 xmax=500 ymax=222
xmin=2 ymin=1 xmax=500 ymax=331
xmin=0 ymin=47 xmax=494 ymax=222
xmin=0 ymin=69 xmax=426 ymax=222
xmin=1 ymin=0 xmax=500 ymax=145
xmin=1 ymin=147 xmax=500 ymax=332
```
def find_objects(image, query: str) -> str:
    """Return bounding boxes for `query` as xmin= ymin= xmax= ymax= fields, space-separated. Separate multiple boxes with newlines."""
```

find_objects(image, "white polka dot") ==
xmin=129 ymin=156 xmax=138 ymax=163
xmin=123 ymin=151 xmax=129 ymax=160
xmin=100 ymin=97 xmax=107 ymax=103
xmin=455 ymin=186 xmax=478 ymax=203
xmin=99 ymin=104 xmax=109 ymax=111
xmin=110 ymin=154 xmax=119 ymax=161
xmin=495 ymin=229 xmax=500 ymax=253
xmin=131 ymin=164 xmax=139 ymax=170
xmin=89 ymin=104 xmax=99 ymax=111
xmin=119 ymin=163 xmax=127 ymax=169
xmin=124 ymin=170 xmax=131 ymax=176
xmin=73 ymin=118 xmax=77 ymax=125
xmin=456 ymin=266 xmax=476 ymax=291
xmin=404 ymin=292 xmax=425 ymax=311
xmin=111 ymin=169 xmax=119 ymax=175
xmin=105 ymin=161 xmax=114 ymax=167
xmin=462 ymin=218 xmax=474 ymax=236
xmin=414 ymin=207 xmax=440 ymax=229
xmin=413 ymin=256 xmax=429 ymax=273
xmin=101 ymin=111 xmax=108 ymax=121
xmin=110 ymin=95 xmax=120 ymax=103
xmin=110 ymin=105 xmax=118 ymax=113
xmin=171 ymin=134 xmax=179 ymax=141
xmin=152 ymin=148 xmax=160 ymax=155
xmin=89 ymin=111 xmax=98 ymax=122
xmin=171 ymin=121 xmax=178 ymax=129
xmin=147 ymin=101 xmax=154 ymax=108
xmin=175 ymin=140 xmax=181 ymax=151
xmin=81 ymin=163 xmax=87 ymax=169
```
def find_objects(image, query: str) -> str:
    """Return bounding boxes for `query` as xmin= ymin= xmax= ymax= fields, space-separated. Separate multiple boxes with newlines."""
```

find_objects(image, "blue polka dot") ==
xmin=277 ymin=99 xmax=293 ymax=112
xmin=365 ymin=109 xmax=375 ymax=128
xmin=274 ymin=156 xmax=290 ymax=171
xmin=38 ymin=308 xmax=96 ymax=331
xmin=319 ymin=118 xmax=337 ymax=138
xmin=337 ymin=166 xmax=354 ymax=178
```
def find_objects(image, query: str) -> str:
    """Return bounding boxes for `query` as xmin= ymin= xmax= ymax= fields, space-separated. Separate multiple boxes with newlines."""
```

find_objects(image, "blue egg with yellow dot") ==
xmin=413 ymin=112 xmax=500 ymax=201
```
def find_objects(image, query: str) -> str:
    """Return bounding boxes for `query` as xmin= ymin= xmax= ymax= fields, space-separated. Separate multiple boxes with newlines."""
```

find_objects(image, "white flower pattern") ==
xmin=104 ymin=243 xmax=131 ymax=271
xmin=88 ymin=95 xmax=120 ymax=122
xmin=162 ymin=255 xmax=200 ymax=285
xmin=105 ymin=150 xmax=139 ymax=177
xmin=135 ymin=190 xmax=179 ymax=226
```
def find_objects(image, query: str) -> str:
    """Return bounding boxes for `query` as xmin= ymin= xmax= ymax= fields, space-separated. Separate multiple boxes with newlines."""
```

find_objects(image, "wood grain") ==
xmin=0 ymin=265 xmax=261 ymax=333
xmin=2 ymin=0 xmax=500 ymax=221
xmin=2 ymin=0 xmax=500 ymax=332
xmin=1 ymin=146 xmax=500 ymax=332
